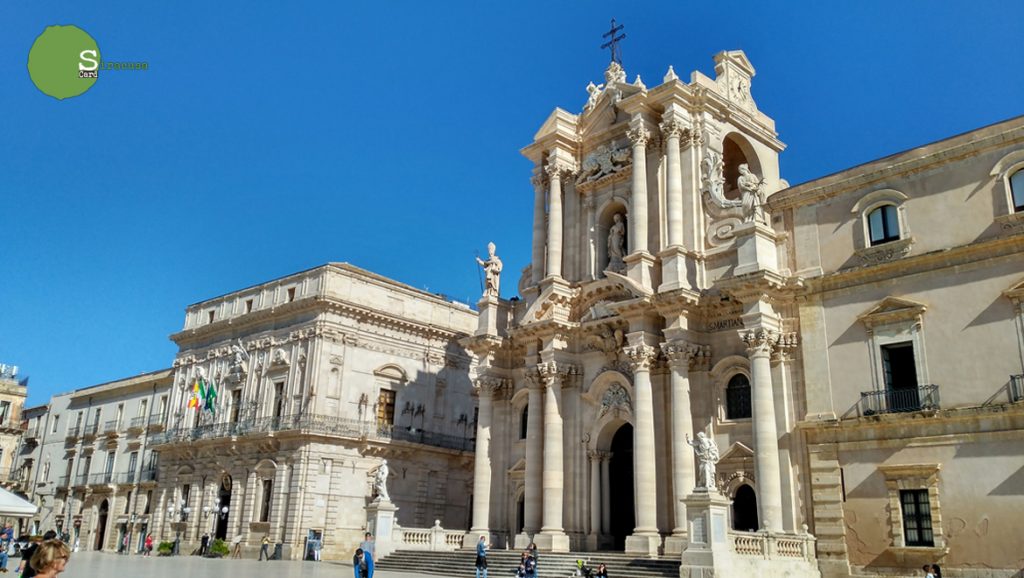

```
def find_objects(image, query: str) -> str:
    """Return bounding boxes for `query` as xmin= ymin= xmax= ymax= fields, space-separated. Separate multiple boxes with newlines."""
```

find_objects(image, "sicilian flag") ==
xmin=187 ymin=379 xmax=203 ymax=410
xmin=204 ymin=379 xmax=218 ymax=414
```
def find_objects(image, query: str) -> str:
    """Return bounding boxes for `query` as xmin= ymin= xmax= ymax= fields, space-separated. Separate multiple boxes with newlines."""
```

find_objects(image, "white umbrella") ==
xmin=0 ymin=487 xmax=38 ymax=518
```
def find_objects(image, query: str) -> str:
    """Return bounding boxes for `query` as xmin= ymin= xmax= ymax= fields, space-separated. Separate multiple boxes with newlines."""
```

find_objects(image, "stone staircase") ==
xmin=375 ymin=549 xmax=680 ymax=578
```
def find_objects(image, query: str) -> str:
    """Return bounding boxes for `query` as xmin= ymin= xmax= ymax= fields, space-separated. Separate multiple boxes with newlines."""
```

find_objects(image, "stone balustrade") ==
xmin=392 ymin=521 xmax=465 ymax=552
xmin=729 ymin=530 xmax=816 ymax=562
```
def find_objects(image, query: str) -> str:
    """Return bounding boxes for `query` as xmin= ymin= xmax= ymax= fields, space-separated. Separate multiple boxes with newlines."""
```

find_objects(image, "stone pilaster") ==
xmin=742 ymin=328 xmax=784 ymax=532
xmin=522 ymin=378 xmax=544 ymax=538
xmin=545 ymin=160 xmax=569 ymax=279
xmin=625 ymin=119 xmax=655 ymax=290
xmin=661 ymin=114 xmax=685 ymax=248
xmin=623 ymin=344 xmax=660 ymax=555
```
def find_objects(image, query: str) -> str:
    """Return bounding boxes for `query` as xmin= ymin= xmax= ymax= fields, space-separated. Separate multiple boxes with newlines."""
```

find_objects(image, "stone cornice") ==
xmin=807 ymin=233 xmax=1024 ymax=294
xmin=771 ymin=117 xmax=1024 ymax=210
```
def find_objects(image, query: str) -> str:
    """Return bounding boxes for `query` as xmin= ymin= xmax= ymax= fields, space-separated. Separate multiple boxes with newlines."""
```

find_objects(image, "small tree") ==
xmin=208 ymin=538 xmax=230 ymax=558
xmin=157 ymin=541 xmax=174 ymax=556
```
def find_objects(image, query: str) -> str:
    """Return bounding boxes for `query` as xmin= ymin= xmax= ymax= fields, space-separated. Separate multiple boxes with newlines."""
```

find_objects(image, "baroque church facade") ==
xmin=464 ymin=51 xmax=1024 ymax=578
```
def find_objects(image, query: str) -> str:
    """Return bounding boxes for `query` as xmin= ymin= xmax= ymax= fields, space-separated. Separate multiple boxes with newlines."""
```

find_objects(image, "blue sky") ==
xmin=2 ymin=1 xmax=1021 ymax=406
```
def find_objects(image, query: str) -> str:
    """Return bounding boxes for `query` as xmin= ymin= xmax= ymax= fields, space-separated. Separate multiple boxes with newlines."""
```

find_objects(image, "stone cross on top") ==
xmin=601 ymin=18 xmax=625 ymax=64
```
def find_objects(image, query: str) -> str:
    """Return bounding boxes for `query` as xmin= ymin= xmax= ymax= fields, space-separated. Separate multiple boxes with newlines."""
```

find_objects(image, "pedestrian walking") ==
xmin=144 ymin=534 xmax=153 ymax=557
xmin=0 ymin=522 xmax=13 ymax=572
xmin=231 ymin=534 xmax=243 ymax=559
xmin=474 ymin=535 xmax=488 ymax=578
xmin=199 ymin=533 xmax=209 ymax=557
xmin=258 ymin=535 xmax=270 ymax=561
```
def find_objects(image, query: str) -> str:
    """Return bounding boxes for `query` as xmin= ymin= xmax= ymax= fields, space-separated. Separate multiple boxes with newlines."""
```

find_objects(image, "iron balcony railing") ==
xmin=139 ymin=468 xmax=158 ymax=482
xmin=83 ymin=422 xmax=99 ymax=437
xmin=103 ymin=420 xmax=120 ymax=434
xmin=73 ymin=474 xmax=89 ymax=486
xmin=57 ymin=475 xmax=71 ymax=487
xmin=860 ymin=384 xmax=940 ymax=416
xmin=1010 ymin=375 xmax=1024 ymax=404
xmin=129 ymin=416 xmax=147 ymax=430
xmin=65 ymin=426 xmax=81 ymax=440
xmin=151 ymin=413 xmax=475 ymax=453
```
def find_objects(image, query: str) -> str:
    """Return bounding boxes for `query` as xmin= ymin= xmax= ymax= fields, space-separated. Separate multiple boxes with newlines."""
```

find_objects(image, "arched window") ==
xmin=726 ymin=374 xmax=752 ymax=420
xmin=868 ymin=204 xmax=900 ymax=245
xmin=1011 ymin=168 xmax=1024 ymax=212
xmin=519 ymin=406 xmax=529 ymax=440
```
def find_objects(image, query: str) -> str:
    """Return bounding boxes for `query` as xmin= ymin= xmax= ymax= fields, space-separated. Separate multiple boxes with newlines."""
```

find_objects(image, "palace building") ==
xmin=462 ymin=51 xmax=1024 ymax=577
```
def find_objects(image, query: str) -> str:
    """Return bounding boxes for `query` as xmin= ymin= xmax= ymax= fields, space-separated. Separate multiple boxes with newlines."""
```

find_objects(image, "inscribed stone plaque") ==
xmin=692 ymin=515 xmax=707 ymax=544
xmin=712 ymin=511 xmax=726 ymax=542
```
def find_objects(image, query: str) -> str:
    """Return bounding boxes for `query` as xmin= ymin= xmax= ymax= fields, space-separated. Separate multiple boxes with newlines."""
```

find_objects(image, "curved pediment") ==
xmin=572 ymin=275 xmax=648 ymax=323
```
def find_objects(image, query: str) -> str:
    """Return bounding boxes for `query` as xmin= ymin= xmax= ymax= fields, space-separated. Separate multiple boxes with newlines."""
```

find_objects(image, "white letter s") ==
xmin=79 ymin=50 xmax=98 ymax=71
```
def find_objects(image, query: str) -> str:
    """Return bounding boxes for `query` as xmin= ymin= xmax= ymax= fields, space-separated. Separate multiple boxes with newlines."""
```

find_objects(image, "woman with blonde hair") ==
xmin=29 ymin=540 xmax=70 ymax=578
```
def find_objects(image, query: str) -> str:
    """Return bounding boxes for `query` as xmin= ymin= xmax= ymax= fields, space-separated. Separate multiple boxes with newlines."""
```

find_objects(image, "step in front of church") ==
xmin=375 ymin=549 xmax=680 ymax=578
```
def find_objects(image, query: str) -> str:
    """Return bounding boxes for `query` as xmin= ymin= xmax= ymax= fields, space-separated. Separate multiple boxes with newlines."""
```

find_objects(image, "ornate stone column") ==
xmin=661 ymin=116 xmax=684 ymax=247
xmin=523 ymin=380 xmax=544 ymax=538
xmin=743 ymin=329 xmax=784 ymax=532
xmin=625 ymin=119 xmax=655 ymax=289
xmin=624 ymin=344 xmax=660 ymax=555
xmin=600 ymin=453 xmax=611 ymax=536
xmin=583 ymin=195 xmax=597 ymax=281
xmin=545 ymin=161 xmax=567 ymax=279
xmin=535 ymin=362 xmax=569 ymax=551
xmin=627 ymin=122 xmax=650 ymax=254
xmin=662 ymin=341 xmax=699 ymax=554
xmin=531 ymin=174 xmax=546 ymax=285
xmin=468 ymin=376 xmax=504 ymax=540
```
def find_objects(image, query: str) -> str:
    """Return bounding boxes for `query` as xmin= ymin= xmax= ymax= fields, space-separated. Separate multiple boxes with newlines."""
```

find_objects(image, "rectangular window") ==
xmin=105 ymin=451 xmax=115 ymax=482
xmin=182 ymin=483 xmax=191 ymax=511
xmin=1011 ymin=170 xmax=1024 ymax=212
xmin=260 ymin=479 xmax=273 ymax=522
xmin=881 ymin=342 xmax=921 ymax=411
xmin=75 ymin=411 xmax=83 ymax=429
xmin=51 ymin=414 xmax=59 ymax=434
xmin=208 ymin=310 xmax=216 ymax=324
xmin=116 ymin=404 xmax=124 ymax=427
xmin=377 ymin=389 xmax=396 ymax=427
xmin=139 ymin=400 xmax=148 ymax=418
xmin=128 ymin=452 xmax=138 ymax=478
xmin=159 ymin=396 xmax=168 ymax=421
xmin=43 ymin=461 xmax=51 ymax=482
xmin=287 ymin=287 xmax=296 ymax=302
xmin=0 ymin=402 xmax=10 ymax=425
xmin=900 ymin=489 xmax=934 ymax=547
xmin=144 ymin=490 xmax=152 ymax=515
xmin=245 ymin=299 xmax=254 ymax=313
xmin=868 ymin=205 xmax=900 ymax=245
xmin=124 ymin=489 xmax=132 ymax=514
xmin=273 ymin=383 xmax=285 ymax=419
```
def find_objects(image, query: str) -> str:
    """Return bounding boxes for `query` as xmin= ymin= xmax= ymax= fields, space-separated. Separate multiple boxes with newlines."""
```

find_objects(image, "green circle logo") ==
xmin=27 ymin=25 xmax=100 ymax=100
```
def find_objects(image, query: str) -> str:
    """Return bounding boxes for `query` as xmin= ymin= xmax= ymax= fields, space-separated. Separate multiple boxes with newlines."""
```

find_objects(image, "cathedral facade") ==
xmin=465 ymin=51 xmax=1024 ymax=578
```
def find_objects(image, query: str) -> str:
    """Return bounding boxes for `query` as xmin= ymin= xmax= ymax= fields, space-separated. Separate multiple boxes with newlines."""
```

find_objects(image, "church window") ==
xmin=519 ymin=406 xmax=529 ymax=440
xmin=900 ymin=489 xmax=934 ymax=547
xmin=1011 ymin=169 xmax=1024 ymax=212
xmin=377 ymin=389 xmax=396 ymax=428
xmin=868 ymin=205 xmax=900 ymax=245
xmin=725 ymin=374 xmax=752 ymax=420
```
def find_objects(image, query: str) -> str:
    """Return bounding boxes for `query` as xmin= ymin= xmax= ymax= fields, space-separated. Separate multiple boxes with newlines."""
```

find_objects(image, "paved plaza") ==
xmin=58 ymin=551 xmax=442 ymax=578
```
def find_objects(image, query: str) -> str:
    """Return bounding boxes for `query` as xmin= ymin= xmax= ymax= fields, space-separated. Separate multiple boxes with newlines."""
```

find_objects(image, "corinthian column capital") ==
xmin=473 ymin=375 xmax=509 ymax=396
xmin=623 ymin=344 xmax=657 ymax=372
xmin=659 ymin=118 xmax=685 ymax=140
xmin=627 ymin=125 xmax=651 ymax=148
xmin=660 ymin=341 xmax=710 ymax=370
xmin=741 ymin=328 xmax=779 ymax=357
xmin=545 ymin=160 xmax=576 ymax=180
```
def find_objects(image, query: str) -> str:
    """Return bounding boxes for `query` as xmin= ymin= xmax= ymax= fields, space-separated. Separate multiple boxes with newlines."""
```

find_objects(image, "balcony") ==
xmin=89 ymin=472 xmax=117 ymax=486
xmin=82 ymin=422 xmax=99 ymax=440
xmin=859 ymin=384 xmax=940 ymax=416
xmin=23 ymin=427 xmax=40 ymax=444
xmin=1011 ymin=375 xmax=1024 ymax=404
xmin=72 ymin=474 xmax=89 ymax=487
xmin=114 ymin=470 xmax=137 ymax=485
xmin=102 ymin=420 xmax=120 ymax=438
xmin=128 ymin=416 xmax=146 ymax=434
xmin=150 ymin=413 xmax=475 ymax=453
xmin=138 ymin=468 xmax=158 ymax=483
xmin=146 ymin=415 xmax=166 ymax=433
xmin=65 ymin=426 xmax=81 ymax=443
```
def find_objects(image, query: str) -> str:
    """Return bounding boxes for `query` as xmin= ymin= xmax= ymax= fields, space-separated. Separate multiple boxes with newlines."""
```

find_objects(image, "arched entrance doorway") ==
xmin=95 ymin=499 xmax=109 ymax=551
xmin=732 ymin=484 xmax=758 ymax=531
xmin=215 ymin=475 xmax=232 ymax=540
xmin=609 ymin=423 xmax=634 ymax=550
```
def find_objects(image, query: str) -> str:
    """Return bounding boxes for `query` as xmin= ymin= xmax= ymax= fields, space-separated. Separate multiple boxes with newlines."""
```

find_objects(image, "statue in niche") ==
xmin=606 ymin=213 xmax=626 ymax=273
xmin=475 ymin=242 xmax=503 ymax=298
xmin=373 ymin=459 xmax=390 ymax=502
xmin=687 ymin=424 xmax=720 ymax=491
xmin=738 ymin=163 xmax=768 ymax=224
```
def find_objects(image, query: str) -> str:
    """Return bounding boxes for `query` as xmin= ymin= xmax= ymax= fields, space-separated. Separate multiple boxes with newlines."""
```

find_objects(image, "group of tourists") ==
xmin=0 ymin=529 xmax=70 ymax=578
xmin=472 ymin=537 xmax=609 ymax=578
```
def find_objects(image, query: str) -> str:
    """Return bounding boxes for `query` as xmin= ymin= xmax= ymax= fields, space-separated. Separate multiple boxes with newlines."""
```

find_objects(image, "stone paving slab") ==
xmin=59 ymin=551 xmax=462 ymax=578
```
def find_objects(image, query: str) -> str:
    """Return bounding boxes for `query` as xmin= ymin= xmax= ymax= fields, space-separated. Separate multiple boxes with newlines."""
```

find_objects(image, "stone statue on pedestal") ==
xmin=476 ymin=242 xmax=503 ymax=298
xmin=738 ymin=163 xmax=768 ymax=224
xmin=606 ymin=213 xmax=626 ymax=273
xmin=687 ymin=425 xmax=720 ymax=491
xmin=374 ymin=460 xmax=390 ymax=502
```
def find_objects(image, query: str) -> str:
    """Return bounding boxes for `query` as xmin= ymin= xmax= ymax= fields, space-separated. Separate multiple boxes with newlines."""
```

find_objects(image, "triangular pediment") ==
xmin=577 ymin=96 xmax=621 ymax=136
xmin=507 ymin=458 xmax=526 ymax=475
xmin=858 ymin=296 xmax=927 ymax=328
xmin=719 ymin=441 xmax=754 ymax=462
xmin=714 ymin=50 xmax=756 ymax=77
xmin=1004 ymin=277 xmax=1024 ymax=302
